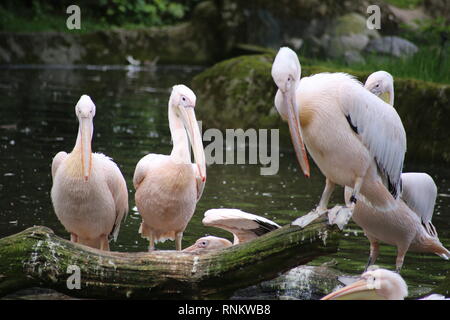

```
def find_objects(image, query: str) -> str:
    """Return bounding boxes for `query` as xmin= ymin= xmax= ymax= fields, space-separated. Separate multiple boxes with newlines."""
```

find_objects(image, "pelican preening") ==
xmin=133 ymin=85 xmax=206 ymax=251
xmin=51 ymin=95 xmax=129 ymax=250
xmin=183 ymin=209 xmax=281 ymax=252
xmin=364 ymin=70 xmax=394 ymax=105
xmin=183 ymin=236 xmax=233 ymax=252
xmin=271 ymin=47 xmax=407 ymax=223
xmin=346 ymin=172 xmax=450 ymax=272
xmin=321 ymin=268 xmax=449 ymax=300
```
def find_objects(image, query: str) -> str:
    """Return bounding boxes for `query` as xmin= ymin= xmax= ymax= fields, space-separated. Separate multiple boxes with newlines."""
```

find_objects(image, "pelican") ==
xmin=321 ymin=267 xmax=449 ymax=300
xmin=51 ymin=95 xmax=129 ymax=250
xmin=133 ymin=85 xmax=206 ymax=251
xmin=183 ymin=209 xmax=280 ymax=252
xmin=183 ymin=236 xmax=233 ymax=252
xmin=271 ymin=47 xmax=406 ymax=223
xmin=345 ymin=172 xmax=450 ymax=272
xmin=364 ymin=70 xmax=394 ymax=105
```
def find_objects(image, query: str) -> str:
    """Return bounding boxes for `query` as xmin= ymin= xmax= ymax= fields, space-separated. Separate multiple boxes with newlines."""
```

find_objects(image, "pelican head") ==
xmin=183 ymin=236 xmax=232 ymax=252
xmin=271 ymin=47 xmax=310 ymax=177
xmin=364 ymin=71 xmax=394 ymax=105
xmin=321 ymin=268 xmax=408 ymax=300
xmin=169 ymin=85 xmax=206 ymax=182
xmin=75 ymin=95 xmax=96 ymax=182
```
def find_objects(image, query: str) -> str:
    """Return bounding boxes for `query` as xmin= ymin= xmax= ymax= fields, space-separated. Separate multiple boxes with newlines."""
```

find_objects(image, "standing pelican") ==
xmin=183 ymin=208 xmax=280 ymax=252
xmin=345 ymin=172 xmax=450 ymax=272
xmin=321 ymin=267 xmax=449 ymax=300
xmin=271 ymin=47 xmax=406 ymax=222
xmin=51 ymin=95 xmax=129 ymax=250
xmin=364 ymin=71 xmax=394 ymax=105
xmin=133 ymin=85 xmax=206 ymax=251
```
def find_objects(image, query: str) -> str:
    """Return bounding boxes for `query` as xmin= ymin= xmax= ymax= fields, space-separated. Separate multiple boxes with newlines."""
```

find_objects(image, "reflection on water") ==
xmin=0 ymin=66 xmax=449 ymax=298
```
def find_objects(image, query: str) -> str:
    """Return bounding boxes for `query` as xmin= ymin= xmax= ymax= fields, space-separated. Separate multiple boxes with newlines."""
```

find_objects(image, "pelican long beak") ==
xmin=285 ymin=89 xmax=310 ymax=177
xmin=179 ymin=106 xmax=206 ymax=182
xmin=321 ymin=279 xmax=383 ymax=300
xmin=379 ymin=91 xmax=391 ymax=105
xmin=79 ymin=117 xmax=93 ymax=182
xmin=182 ymin=244 xmax=199 ymax=252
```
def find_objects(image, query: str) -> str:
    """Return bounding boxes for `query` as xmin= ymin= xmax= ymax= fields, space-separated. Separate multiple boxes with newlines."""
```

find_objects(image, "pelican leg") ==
xmin=395 ymin=246 xmax=408 ymax=273
xmin=175 ymin=232 xmax=183 ymax=251
xmin=70 ymin=233 xmax=78 ymax=243
xmin=100 ymin=235 xmax=110 ymax=251
xmin=365 ymin=237 xmax=379 ymax=271
xmin=148 ymin=233 xmax=155 ymax=252
xmin=317 ymin=179 xmax=336 ymax=213
xmin=349 ymin=177 xmax=364 ymax=208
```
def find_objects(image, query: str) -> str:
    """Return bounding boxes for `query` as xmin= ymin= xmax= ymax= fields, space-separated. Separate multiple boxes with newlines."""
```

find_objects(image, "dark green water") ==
xmin=0 ymin=65 xmax=449 ymax=298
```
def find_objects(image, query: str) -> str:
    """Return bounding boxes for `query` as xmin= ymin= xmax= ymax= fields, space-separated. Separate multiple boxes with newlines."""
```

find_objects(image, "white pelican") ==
xmin=183 ymin=209 xmax=280 ymax=252
xmin=183 ymin=236 xmax=233 ymax=252
xmin=364 ymin=70 xmax=394 ymax=105
xmin=345 ymin=172 xmax=450 ymax=272
xmin=51 ymin=95 xmax=129 ymax=250
xmin=321 ymin=268 xmax=449 ymax=300
xmin=271 ymin=47 xmax=406 ymax=223
xmin=133 ymin=85 xmax=206 ymax=251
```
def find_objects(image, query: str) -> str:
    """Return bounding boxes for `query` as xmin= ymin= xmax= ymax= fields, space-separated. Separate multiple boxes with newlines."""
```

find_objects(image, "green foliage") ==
xmin=98 ymin=0 xmax=188 ymax=26
xmin=0 ymin=0 xmax=203 ymax=32
xmin=384 ymin=0 xmax=423 ymax=9
xmin=308 ymin=47 xmax=449 ymax=84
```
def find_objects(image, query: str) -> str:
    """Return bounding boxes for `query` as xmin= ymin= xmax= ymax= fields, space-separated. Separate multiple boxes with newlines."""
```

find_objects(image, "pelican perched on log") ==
xmin=133 ymin=85 xmax=206 ymax=251
xmin=322 ymin=267 xmax=449 ymax=300
xmin=183 ymin=209 xmax=280 ymax=252
xmin=271 ymin=47 xmax=406 ymax=224
xmin=364 ymin=71 xmax=394 ymax=105
xmin=345 ymin=172 xmax=450 ymax=272
xmin=51 ymin=95 xmax=128 ymax=250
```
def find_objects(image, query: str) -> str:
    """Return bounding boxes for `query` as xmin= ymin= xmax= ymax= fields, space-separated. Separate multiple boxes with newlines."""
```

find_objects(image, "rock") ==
xmin=231 ymin=265 xmax=345 ymax=300
xmin=344 ymin=50 xmax=365 ymax=64
xmin=321 ymin=13 xmax=380 ymax=59
xmin=365 ymin=36 xmax=419 ymax=58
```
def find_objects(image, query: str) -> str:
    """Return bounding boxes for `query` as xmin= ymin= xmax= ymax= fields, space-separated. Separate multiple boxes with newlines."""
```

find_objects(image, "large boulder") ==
xmin=365 ymin=36 xmax=419 ymax=58
xmin=192 ymin=54 xmax=450 ymax=164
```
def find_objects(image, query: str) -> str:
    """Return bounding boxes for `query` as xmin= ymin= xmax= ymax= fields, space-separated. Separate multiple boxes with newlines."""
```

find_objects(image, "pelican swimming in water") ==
xmin=51 ymin=95 xmax=129 ymax=250
xmin=345 ymin=172 xmax=450 ymax=272
xmin=364 ymin=70 xmax=394 ymax=105
xmin=321 ymin=267 xmax=449 ymax=300
xmin=133 ymin=85 xmax=206 ymax=251
xmin=271 ymin=47 xmax=406 ymax=224
xmin=183 ymin=209 xmax=280 ymax=252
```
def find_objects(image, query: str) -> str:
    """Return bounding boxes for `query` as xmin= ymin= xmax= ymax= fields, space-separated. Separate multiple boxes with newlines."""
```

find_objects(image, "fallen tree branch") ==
xmin=0 ymin=216 xmax=339 ymax=299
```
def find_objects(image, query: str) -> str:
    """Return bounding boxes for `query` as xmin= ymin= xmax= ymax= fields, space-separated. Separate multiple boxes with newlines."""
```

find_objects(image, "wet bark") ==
xmin=0 ymin=216 xmax=339 ymax=299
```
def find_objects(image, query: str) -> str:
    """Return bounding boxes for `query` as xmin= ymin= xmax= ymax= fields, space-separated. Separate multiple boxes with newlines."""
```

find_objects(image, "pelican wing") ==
xmin=401 ymin=172 xmax=437 ymax=237
xmin=132 ymin=153 xmax=162 ymax=190
xmin=340 ymin=77 xmax=407 ymax=199
xmin=203 ymin=208 xmax=281 ymax=244
xmin=51 ymin=151 xmax=68 ymax=180
xmin=97 ymin=153 xmax=129 ymax=242
xmin=193 ymin=163 xmax=205 ymax=201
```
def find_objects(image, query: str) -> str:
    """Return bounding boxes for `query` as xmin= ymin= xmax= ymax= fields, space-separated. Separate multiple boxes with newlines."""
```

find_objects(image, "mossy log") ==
xmin=0 ymin=217 xmax=339 ymax=299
